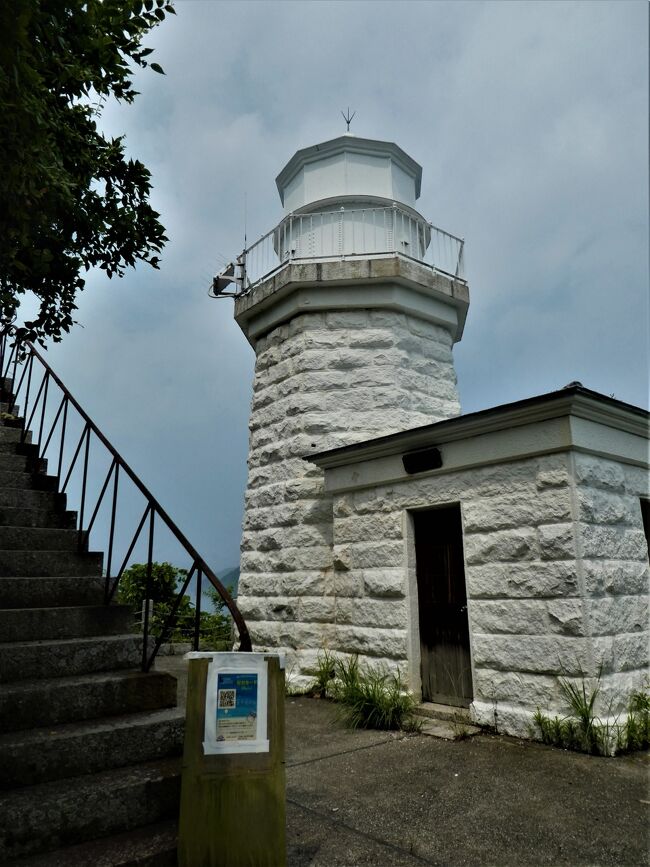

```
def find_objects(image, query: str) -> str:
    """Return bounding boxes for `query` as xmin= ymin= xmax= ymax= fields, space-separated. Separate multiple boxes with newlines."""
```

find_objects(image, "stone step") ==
xmin=418 ymin=718 xmax=482 ymax=741
xmin=0 ymin=758 xmax=181 ymax=862
xmin=0 ymin=454 xmax=27 ymax=472
xmin=0 ymin=487 xmax=66 ymax=510
xmin=0 ymin=633 xmax=142 ymax=682
xmin=0 ymin=425 xmax=30 ymax=445
xmin=0 ymin=575 xmax=105 ymax=609
xmin=0 ymin=525 xmax=86 ymax=552
xmin=0 ymin=670 xmax=177 ymax=732
xmin=2 ymin=820 xmax=178 ymax=867
xmin=0 ymin=470 xmax=57 ymax=491
xmin=0 ymin=708 xmax=184 ymax=788
xmin=0 ymin=604 xmax=133 ymax=642
xmin=0 ymin=549 xmax=103 ymax=577
xmin=414 ymin=702 xmax=472 ymax=723
xmin=0 ymin=505 xmax=76 ymax=529
xmin=0 ymin=452 xmax=46 ymax=474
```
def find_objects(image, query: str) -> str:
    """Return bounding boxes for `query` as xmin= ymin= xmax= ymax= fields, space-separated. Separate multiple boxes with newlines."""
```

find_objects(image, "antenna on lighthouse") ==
xmin=341 ymin=108 xmax=356 ymax=132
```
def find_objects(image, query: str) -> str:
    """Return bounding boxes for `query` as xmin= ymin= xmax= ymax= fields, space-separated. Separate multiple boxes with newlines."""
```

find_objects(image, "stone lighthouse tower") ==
xmin=232 ymin=133 xmax=469 ymax=685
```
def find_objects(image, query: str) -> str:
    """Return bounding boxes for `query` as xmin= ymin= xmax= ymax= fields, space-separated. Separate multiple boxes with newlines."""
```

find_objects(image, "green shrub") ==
xmin=311 ymin=653 xmax=420 ymax=732
xmin=311 ymin=650 xmax=337 ymax=698
xmin=534 ymin=671 xmax=649 ymax=757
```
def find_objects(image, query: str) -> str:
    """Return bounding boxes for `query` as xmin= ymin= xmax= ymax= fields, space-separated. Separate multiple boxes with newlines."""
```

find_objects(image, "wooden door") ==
xmin=413 ymin=505 xmax=473 ymax=707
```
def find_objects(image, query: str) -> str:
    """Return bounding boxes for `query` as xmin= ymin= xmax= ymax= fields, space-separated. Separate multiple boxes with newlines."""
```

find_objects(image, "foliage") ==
xmin=534 ymin=670 xmax=649 ymax=757
xmin=117 ymin=561 xmax=232 ymax=650
xmin=616 ymin=687 xmax=650 ymax=754
xmin=311 ymin=649 xmax=337 ymax=698
xmin=308 ymin=651 xmax=420 ymax=732
xmin=117 ymin=561 xmax=186 ymax=607
xmin=0 ymin=0 xmax=175 ymax=344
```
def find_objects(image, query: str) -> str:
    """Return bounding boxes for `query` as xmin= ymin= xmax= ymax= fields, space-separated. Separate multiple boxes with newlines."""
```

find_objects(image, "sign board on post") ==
xmin=203 ymin=652 xmax=269 ymax=754
xmin=178 ymin=652 xmax=286 ymax=867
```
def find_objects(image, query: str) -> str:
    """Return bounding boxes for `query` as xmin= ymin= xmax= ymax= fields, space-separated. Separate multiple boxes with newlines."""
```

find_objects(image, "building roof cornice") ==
xmin=307 ymin=386 xmax=650 ymax=470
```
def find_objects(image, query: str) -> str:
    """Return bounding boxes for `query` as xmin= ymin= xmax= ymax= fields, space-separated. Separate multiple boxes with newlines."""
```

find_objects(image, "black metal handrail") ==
xmin=0 ymin=326 xmax=252 ymax=668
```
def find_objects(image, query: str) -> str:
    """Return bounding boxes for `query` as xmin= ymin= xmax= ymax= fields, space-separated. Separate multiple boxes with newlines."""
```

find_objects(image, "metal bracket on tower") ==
xmin=209 ymin=254 xmax=247 ymax=299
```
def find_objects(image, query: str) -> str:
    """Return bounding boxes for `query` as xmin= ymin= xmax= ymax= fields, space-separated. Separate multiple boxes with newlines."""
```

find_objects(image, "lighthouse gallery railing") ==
xmin=240 ymin=203 xmax=465 ymax=292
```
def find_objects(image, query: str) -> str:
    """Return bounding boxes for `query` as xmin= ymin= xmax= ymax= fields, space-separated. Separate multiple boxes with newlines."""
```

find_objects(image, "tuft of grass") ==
xmin=534 ymin=670 xmax=649 ymax=757
xmin=616 ymin=687 xmax=650 ymax=753
xmin=310 ymin=650 xmax=337 ymax=698
xmin=331 ymin=655 xmax=420 ymax=732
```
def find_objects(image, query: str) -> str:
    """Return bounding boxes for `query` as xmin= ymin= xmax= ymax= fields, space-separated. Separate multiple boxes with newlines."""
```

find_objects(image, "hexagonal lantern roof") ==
xmin=275 ymin=134 xmax=423 ymax=214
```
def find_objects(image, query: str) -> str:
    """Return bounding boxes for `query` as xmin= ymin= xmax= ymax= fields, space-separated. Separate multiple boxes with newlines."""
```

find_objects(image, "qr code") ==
xmin=218 ymin=689 xmax=236 ymax=709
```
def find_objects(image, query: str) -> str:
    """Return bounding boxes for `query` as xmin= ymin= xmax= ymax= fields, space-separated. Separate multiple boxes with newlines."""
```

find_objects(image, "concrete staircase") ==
xmin=0 ymin=380 xmax=183 ymax=865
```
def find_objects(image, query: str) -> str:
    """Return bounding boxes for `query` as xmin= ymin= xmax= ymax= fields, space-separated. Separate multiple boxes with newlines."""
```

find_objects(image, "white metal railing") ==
xmin=239 ymin=204 xmax=465 ymax=292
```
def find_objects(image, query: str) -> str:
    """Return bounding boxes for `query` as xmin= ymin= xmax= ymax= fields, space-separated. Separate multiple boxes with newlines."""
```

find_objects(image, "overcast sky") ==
xmin=22 ymin=0 xmax=649 ymax=574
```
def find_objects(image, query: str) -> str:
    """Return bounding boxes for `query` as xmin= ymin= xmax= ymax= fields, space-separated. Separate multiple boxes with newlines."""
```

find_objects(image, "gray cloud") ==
xmin=27 ymin=0 xmax=648 ymax=571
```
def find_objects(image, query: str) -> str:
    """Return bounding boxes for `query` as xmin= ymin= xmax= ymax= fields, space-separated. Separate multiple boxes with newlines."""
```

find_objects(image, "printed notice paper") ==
xmin=192 ymin=651 xmax=272 ymax=754
xmin=216 ymin=673 xmax=258 ymax=742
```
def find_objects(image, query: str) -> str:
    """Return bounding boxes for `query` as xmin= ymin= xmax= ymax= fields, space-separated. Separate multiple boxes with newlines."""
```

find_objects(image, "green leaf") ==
xmin=149 ymin=62 xmax=165 ymax=74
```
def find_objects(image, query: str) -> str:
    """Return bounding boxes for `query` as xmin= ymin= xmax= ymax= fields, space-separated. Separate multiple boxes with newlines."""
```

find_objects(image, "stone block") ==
xmin=574 ymin=455 xmax=625 ymax=492
xmin=535 ymin=468 xmax=570 ymax=491
xmin=538 ymin=523 xmax=575 ymax=561
xmin=471 ymin=700 xmax=533 ymax=739
xmin=280 ymin=621 xmax=333 ymax=651
xmin=283 ymin=571 xmax=332 ymax=597
xmin=332 ymin=625 xmax=407 ymax=660
xmin=336 ymin=598 xmax=407 ymax=629
xmin=333 ymin=496 xmax=354 ymax=518
xmin=462 ymin=490 xmax=572 ymax=533
xmin=298 ymin=596 xmax=336 ymax=623
xmin=237 ymin=574 xmax=285 ymax=597
xmin=464 ymin=529 xmax=537 ymax=565
xmin=471 ymin=634 xmax=590 ymax=675
xmin=579 ymin=525 xmax=647 ymax=560
xmin=468 ymin=562 xmax=580 ymax=599
xmin=613 ymin=632 xmax=650 ymax=671
xmin=586 ymin=596 xmax=648 ymax=635
xmin=590 ymin=636 xmax=616 ymax=673
xmin=581 ymin=560 xmax=649 ymax=596
xmin=577 ymin=489 xmax=639 ymax=526
xmin=405 ymin=316 xmax=452 ymax=343
xmin=362 ymin=568 xmax=406 ymax=598
xmin=469 ymin=599 xmax=549 ymax=635
xmin=287 ymin=312 xmax=327 ymax=336
xmin=324 ymin=311 xmax=369 ymax=329
xmin=347 ymin=329 xmax=396 ymax=350
xmin=623 ymin=466 xmax=650 ymax=497
xmin=334 ymin=514 xmax=403 ymax=544
xmin=599 ymin=670 xmax=650 ymax=714
xmin=472 ymin=668 xmax=562 ymax=708
xmin=331 ymin=571 xmax=364 ymax=597
xmin=345 ymin=540 xmax=404 ymax=569
xmin=546 ymin=599 xmax=584 ymax=636
xmin=239 ymin=596 xmax=297 ymax=622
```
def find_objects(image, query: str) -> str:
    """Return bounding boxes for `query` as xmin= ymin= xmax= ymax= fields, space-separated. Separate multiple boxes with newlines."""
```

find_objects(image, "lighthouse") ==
xmin=231 ymin=133 xmax=470 ymax=685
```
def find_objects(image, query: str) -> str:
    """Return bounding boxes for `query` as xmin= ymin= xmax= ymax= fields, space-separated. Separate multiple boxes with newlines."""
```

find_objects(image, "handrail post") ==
xmin=141 ymin=507 xmax=155 ymax=671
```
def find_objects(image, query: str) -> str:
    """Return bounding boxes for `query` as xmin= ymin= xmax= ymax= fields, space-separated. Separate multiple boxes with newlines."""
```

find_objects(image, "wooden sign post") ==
xmin=178 ymin=652 xmax=286 ymax=867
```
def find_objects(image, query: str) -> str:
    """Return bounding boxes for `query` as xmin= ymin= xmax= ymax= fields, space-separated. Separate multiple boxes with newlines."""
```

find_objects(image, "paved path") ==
xmin=158 ymin=656 xmax=649 ymax=866
xmin=285 ymin=698 xmax=648 ymax=866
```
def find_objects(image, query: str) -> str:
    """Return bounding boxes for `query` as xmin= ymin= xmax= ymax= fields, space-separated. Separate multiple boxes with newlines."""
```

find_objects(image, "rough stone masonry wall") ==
xmin=328 ymin=451 xmax=649 ymax=737
xmin=571 ymin=453 xmax=649 ymax=714
xmin=237 ymin=308 xmax=461 ymax=684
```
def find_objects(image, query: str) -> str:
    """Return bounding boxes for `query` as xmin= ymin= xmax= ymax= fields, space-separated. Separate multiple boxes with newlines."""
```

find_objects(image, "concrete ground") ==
xmin=158 ymin=655 xmax=649 ymax=867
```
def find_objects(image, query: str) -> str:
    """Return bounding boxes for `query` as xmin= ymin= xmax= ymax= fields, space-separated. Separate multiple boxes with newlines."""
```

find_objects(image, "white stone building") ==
xmin=228 ymin=133 xmax=650 ymax=738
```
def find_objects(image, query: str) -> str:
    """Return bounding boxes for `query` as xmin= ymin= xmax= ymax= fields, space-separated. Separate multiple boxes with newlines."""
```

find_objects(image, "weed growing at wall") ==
xmin=534 ymin=671 xmax=649 ymax=756
xmin=308 ymin=651 xmax=420 ymax=732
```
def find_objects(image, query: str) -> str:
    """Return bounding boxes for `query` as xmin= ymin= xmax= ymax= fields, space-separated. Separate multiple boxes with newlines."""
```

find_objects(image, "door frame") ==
xmin=404 ymin=502 xmax=476 ymax=705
